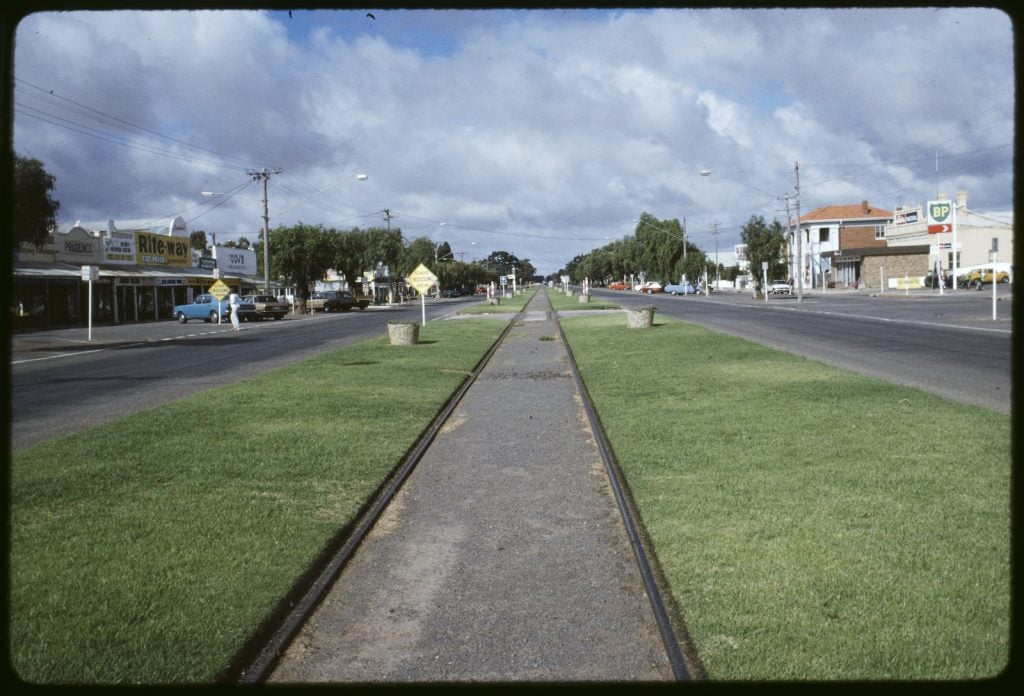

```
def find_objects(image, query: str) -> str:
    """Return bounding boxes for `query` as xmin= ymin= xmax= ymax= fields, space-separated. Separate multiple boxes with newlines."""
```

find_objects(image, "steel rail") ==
xmin=231 ymin=302 xmax=531 ymax=684
xmin=549 ymin=293 xmax=695 ymax=681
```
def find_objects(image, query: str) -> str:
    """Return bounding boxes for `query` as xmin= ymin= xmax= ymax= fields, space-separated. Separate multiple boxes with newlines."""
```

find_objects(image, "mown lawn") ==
xmin=560 ymin=313 xmax=1010 ymax=681
xmin=10 ymin=319 xmax=505 ymax=684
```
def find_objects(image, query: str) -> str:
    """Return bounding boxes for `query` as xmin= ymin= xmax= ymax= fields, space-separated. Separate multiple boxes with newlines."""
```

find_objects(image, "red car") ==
xmin=608 ymin=281 xmax=630 ymax=290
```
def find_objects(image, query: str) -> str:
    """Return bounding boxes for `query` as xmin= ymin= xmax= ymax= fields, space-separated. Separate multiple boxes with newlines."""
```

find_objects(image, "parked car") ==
xmin=173 ymin=293 xmax=254 ymax=324
xmin=768 ymin=280 xmax=793 ymax=294
xmin=663 ymin=281 xmax=697 ymax=295
xmin=440 ymin=288 xmax=462 ymax=298
xmin=636 ymin=281 xmax=663 ymax=294
xmin=608 ymin=281 xmax=630 ymax=290
xmin=243 ymin=294 xmax=289 ymax=320
xmin=307 ymin=290 xmax=369 ymax=312
xmin=959 ymin=268 xmax=1010 ymax=287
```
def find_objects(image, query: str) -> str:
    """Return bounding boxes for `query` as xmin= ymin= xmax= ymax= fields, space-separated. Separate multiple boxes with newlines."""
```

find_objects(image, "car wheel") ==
xmin=1001 ymin=276 xmax=1010 ymax=284
xmin=210 ymin=310 xmax=219 ymax=322
xmin=177 ymin=312 xmax=188 ymax=324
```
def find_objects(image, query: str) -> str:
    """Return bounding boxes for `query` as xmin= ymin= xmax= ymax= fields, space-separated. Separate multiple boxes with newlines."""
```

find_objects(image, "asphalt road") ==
xmin=9 ymin=287 xmax=1014 ymax=451
xmin=591 ymin=286 xmax=1014 ymax=414
xmin=8 ymin=298 xmax=473 ymax=451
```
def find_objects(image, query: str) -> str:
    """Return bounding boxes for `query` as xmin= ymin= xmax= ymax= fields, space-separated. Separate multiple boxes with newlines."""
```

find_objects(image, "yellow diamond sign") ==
xmin=407 ymin=263 xmax=438 ymax=294
xmin=208 ymin=279 xmax=231 ymax=300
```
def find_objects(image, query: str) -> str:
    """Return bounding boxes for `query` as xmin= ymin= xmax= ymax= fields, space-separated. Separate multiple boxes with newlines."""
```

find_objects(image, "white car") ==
xmin=636 ymin=281 xmax=664 ymax=294
xmin=768 ymin=280 xmax=792 ymax=294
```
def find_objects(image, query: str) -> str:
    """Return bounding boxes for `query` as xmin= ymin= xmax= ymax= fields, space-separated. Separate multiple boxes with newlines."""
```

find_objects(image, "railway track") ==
xmin=224 ymin=290 xmax=696 ymax=682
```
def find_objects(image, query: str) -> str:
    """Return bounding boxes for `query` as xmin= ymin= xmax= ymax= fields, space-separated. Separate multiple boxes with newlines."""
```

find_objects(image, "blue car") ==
xmin=663 ymin=282 xmax=697 ymax=295
xmin=173 ymin=293 xmax=253 ymax=324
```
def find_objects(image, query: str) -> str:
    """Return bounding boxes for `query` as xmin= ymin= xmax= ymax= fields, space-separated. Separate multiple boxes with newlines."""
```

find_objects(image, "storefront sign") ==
xmin=105 ymin=231 xmax=136 ymax=264
xmin=212 ymin=245 xmax=257 ymax=276
xmin=136 ymin=232 xmax=191 ymax=267
xmin=55 ymin=229 xmax=102 ymax=264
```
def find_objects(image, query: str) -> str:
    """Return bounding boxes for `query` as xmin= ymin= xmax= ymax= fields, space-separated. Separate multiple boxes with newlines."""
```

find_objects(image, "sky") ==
xmin=10 ymin=7 xmax=1015 ymax=276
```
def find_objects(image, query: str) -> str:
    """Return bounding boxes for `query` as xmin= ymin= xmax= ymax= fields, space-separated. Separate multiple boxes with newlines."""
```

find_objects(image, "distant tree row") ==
xmin=246 ymin=224 xmax=536 ymax=299
xmin=558 ymin=211 xmax=788 ymax=294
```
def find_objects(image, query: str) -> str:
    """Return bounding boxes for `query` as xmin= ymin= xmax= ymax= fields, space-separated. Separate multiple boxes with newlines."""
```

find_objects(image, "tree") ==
xmin=354 ymin=227 xmax=405 ymax=278
xmin=189 ymin=230 xmax=208 ymax=251
xmin=484 ymin=250 xmax=534 ymax=283
xmin=331 ymin=229 xmax=368 ymax=286
xmin=13 ymin=155 xmax=60 ymax=254
xmin=740 ymin=215 xmax=787 ymax=295
xmin=269 ymin=224 xmax=333 ymax=299
xmin=402 ymin=236 xmax=439 ymax=275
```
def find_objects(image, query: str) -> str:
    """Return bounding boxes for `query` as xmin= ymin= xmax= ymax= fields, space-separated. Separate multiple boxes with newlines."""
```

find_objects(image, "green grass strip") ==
xmin=10 ymin=319 xmax=505 ymax=684
xmin=456 ymin=287 xmax=536 ymax=314
xmin=559 ymin=313 xmax=1010 ymax=681
xmin=545 ymin=289 xmax=620 ymax=312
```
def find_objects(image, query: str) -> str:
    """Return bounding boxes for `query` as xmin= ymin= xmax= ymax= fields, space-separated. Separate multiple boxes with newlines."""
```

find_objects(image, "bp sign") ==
xmin=927 ymin=200 xmax=953 ymax=234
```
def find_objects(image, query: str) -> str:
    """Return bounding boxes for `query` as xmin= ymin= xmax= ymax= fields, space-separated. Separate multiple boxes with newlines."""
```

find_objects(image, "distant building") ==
xmin=12 ymin=216 xmax=259 ymax=329
xmin=885 ymin=190 xmax=1013 ymax=280
xmin=793 ymin=200 xmax=893 ymax=289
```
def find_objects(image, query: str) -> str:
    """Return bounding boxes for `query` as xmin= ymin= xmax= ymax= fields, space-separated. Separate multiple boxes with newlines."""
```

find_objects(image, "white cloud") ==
xmin=12 ymin=7 xmax=1014 ymax=274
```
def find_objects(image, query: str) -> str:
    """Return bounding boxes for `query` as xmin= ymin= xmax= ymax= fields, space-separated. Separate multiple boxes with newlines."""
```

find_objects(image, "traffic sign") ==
xmin=208 ymin=279 xmax=230 ymax=300
xmin=500 ymin=275 xmax=508 ymax=286
xmin=407 ymin=263 xmax=438 ymax=293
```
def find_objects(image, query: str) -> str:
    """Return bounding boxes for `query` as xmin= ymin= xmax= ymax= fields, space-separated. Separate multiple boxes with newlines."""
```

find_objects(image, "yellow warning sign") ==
xmin=407 ymin=263 xmax=438 ymax=294
xmin=208 ymin=279 xmax=231 ymax=300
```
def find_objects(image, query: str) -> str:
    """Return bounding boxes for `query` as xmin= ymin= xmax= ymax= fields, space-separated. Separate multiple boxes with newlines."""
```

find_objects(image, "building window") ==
xmin=819 ymin=227 xmax=830 ymax=242
xmin=875 ymin=225 xmax=886 ymax=240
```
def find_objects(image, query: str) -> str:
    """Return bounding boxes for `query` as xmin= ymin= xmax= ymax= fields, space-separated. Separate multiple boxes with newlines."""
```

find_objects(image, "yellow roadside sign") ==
xmin=407 ymin=263 xmax=438 ymax=294
xmin=208 ymin=279 xmax=231 ymax=300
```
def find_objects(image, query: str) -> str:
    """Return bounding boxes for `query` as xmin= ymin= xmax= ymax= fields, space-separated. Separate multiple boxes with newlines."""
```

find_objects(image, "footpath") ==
xmin=267 ymin=289 xmax=676 ymax=683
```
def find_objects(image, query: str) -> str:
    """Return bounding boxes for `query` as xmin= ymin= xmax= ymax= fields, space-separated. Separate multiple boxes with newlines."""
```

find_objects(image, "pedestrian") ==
xmin=228 ymin=291 xmax=241 ymax=333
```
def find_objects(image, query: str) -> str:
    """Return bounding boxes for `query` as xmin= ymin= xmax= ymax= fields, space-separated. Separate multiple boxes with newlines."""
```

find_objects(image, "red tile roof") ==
xmin=801 ymin=202 xmax=892 ymax=223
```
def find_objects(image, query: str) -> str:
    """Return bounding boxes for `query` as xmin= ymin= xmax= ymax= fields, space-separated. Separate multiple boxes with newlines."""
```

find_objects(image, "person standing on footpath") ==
xmin=228 ymin=291 xmax=241 ymax=333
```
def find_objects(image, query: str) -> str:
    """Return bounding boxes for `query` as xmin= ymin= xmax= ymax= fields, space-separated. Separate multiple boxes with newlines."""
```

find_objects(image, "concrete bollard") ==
xmin=627 ymin=306 xmax=655 ymax=328
xmin=387 ymin=320 xmax=420 ymax=345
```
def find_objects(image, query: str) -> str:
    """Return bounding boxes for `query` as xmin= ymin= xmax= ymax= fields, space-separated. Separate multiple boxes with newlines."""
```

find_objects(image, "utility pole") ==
xmin=794 ymin=161 xmax=803 ymax=302
xmin=682 ymin=217 xmax=687 ymax=259
xmin=247 ymin=167 xmax=282 ymax=293
xmin=709 ymin=221 xmax=721 ymax=290
xmin=381 ymin=209 xmax=396 ymax=230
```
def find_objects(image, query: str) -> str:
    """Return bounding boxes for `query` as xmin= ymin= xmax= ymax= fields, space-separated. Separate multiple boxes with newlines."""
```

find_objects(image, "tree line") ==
xmin=557 ymin=211 xmax=788 ymax=293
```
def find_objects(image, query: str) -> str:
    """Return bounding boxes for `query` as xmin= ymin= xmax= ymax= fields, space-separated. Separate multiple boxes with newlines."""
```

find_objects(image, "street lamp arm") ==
xmin=272 ymin=173 xmax=368 ymax=219
xmin=700 ymin=169 xmax=779 ymax=200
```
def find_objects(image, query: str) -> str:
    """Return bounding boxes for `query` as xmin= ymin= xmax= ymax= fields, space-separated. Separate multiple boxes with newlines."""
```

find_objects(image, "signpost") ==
xmin=407 ymin=263 xmax=438 ymax=326
xmin=927 ymin=199 xmax=958 ymax=286
xmin=81 ymin=265 xmax=98 ymax=341
xmin=208 ymin=278 xmax=230 ymax=324
xmin=991 ymin=238 xmax=998 ymax=320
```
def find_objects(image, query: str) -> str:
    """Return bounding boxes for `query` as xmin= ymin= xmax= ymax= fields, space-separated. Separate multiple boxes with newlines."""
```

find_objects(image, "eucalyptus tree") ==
xmin=402 ymin=236 xmax=438 ymax=274
xmin=270 ymin=224 xmax=333 ymax=298
xmin=13 ymin=154 xmax=60 ymax=255
xmin=740 ymin=214 xmax=787 ymax=295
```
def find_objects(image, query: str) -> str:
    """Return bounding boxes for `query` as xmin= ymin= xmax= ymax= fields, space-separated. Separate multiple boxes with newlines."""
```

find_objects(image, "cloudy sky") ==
xmin=11 ymin=7 xmax=1014 ymax=275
